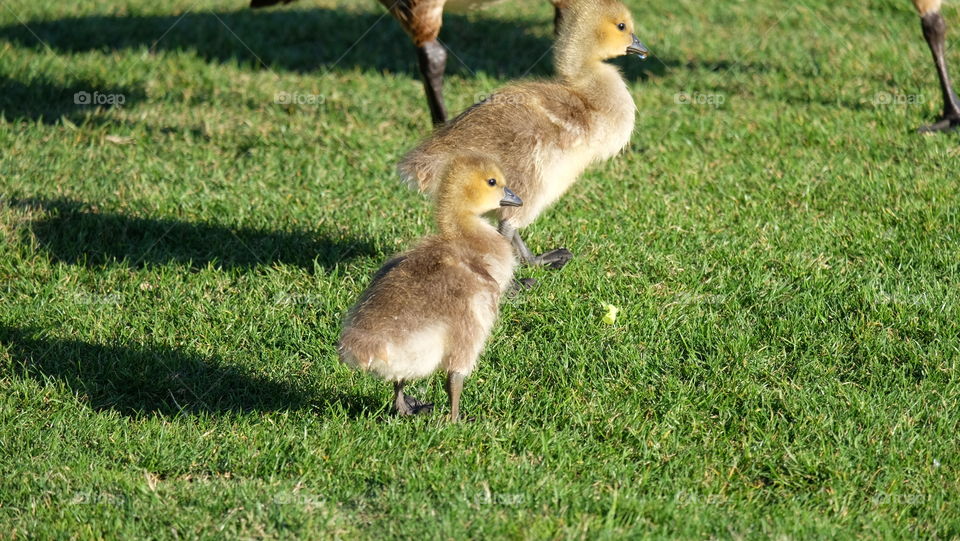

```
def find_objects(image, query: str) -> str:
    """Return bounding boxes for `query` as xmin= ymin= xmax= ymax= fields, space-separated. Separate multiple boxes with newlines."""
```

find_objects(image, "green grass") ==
xmin=2 ymin=0 xmax=959 ymax=538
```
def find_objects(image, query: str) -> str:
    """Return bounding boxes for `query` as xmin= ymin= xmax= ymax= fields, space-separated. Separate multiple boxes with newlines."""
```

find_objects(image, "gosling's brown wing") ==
xmin=399 ymin=83 xmax=591 ymax=193
xmin=365 ymin=254 xmax=408 ymax=291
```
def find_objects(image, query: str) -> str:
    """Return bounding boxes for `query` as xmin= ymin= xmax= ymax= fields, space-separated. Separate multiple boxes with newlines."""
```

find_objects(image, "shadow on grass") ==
xmin=0 ymin=8 xmax=557 ymax=78
xmin=0 ymin=6 xmax=684 ymax=81
xmin=0 ymin=76 xmax=146 ymax=123
xmin=0 ymin=324 xmax=381 ymax=417
xmin=9 ymin=197 xmax=376 ymax=271
xmin=618 ymin=56 xmax=775 ymax=82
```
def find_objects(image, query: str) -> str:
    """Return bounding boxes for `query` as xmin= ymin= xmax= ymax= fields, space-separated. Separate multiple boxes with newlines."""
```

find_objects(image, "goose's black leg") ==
xmin=499 ymin=221 xmax=573 ymax=269
xmin=393 ymin=381 xmax=433 ymax=416
xmin=417 ymin=39 xmax=448 ymax=126
xmin=919 ymin=11 xmax=960 ymax=133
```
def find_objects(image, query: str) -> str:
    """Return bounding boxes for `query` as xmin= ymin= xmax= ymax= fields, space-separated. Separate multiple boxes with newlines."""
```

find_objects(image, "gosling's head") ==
xmin=560 ymin=0 xmax=649 ymax=63
xmin=439 ymin=154 xmax=522 ymax=220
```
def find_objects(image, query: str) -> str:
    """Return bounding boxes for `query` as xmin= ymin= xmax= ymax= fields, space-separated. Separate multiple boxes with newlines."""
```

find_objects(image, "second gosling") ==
xmin=338 ymin=154 xmax=521 ymax=422
xmin=399 ymin=0 xmax=649 ymax=270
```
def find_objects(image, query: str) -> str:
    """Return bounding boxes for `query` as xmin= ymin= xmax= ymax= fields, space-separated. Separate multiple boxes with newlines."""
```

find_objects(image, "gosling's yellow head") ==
xmin=561 ymin=0 xmax=649 ymax=63
xmin=439 ymin=154 xmax=522 ymax=218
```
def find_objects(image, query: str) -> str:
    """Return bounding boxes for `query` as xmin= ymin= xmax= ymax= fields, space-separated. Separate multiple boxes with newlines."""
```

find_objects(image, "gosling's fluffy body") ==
xmin=399 ymin=0 xmax=640 ymax=229
xmin=339 ymin=155 xmax=516 ymax=417
xmin=338 ymin=233 xmax=513 ymax=381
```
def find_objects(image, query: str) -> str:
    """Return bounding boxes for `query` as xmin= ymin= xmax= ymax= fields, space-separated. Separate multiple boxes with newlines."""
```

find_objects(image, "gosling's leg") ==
xmin=393 ymin=380 xmax=433 ymax=416
xmin=919 ymin=10 xmax=960 ymax=132
xmin=445 ymin=372 xmax=465 ymax=423
xmin=416 ymin=39 xmax=448 ymax=126
xmin=498 ymin=220 xmax=573 ymax=270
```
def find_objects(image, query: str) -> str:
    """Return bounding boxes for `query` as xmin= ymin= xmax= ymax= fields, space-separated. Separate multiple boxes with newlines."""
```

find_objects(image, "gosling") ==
xmin=338 ymin=154 xmax=521 ymax=422
xmin=399 ymin=0 xmax=648 ymax=270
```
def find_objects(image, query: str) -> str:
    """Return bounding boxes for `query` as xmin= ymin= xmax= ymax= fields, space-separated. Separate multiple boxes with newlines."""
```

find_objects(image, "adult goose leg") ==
xmin=916 ymin=2 xmax=960 ymax=132
xmin=417 ymin=39 xmax=448 ymax=125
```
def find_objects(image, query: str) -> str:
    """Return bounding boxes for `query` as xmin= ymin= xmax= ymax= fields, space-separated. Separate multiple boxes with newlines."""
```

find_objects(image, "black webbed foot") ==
xmin=394 ymin=381 xmax=434 ymax=416
xmin=532 ymin=248 xmax=573 ymax=269
xmin=918 ymin=115 xmax=960 ymax=133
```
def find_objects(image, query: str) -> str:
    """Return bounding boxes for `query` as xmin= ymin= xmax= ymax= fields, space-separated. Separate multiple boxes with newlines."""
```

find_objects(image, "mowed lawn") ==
xmin=1 ymin=0 xmax=959 ymax=537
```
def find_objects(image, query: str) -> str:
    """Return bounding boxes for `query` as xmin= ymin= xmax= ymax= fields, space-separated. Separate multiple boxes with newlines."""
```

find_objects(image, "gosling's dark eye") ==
xmin=487 ymin=178 xmax=497 ymax=186
xmin=617 ymin=22 xmax=626 ymax=31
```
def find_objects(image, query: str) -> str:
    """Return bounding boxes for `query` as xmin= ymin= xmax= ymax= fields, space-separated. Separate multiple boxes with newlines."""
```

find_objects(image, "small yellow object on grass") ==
xmin=602 ymin=303 xmax=619 ymax=325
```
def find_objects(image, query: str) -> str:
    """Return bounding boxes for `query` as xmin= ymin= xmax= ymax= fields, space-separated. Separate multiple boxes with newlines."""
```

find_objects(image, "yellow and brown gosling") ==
xmin=399 ymin=0 xmax=648 ymax=270
xmin=338 ymin=154 xmax=521 ymax=421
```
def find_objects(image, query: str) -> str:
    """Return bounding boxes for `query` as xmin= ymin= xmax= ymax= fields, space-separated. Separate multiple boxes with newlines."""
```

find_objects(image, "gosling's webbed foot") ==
xmin=498 ymin=221 xmax=573 ymax=271
xmin=399 ymin=395 xmax=434 ymax=416
xmin=529 ymin=248 xmax=573 ymax=269
xmin=394 ymin=381 xmax=434 ymax=416
xmin=506 ymin=277 xmax=538 ymax=298
xmin=517 ymin=277 xmax=538 ymax=289
xmin=918 ymin=114 xmax=960 ymax=133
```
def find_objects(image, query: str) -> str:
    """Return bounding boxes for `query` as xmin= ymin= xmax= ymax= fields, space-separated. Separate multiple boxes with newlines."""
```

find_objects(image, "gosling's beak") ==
xmin=500 ymin=188 xmax=522 ymax=207
xmin=627 ymin=34 xmax=649 ymax=59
